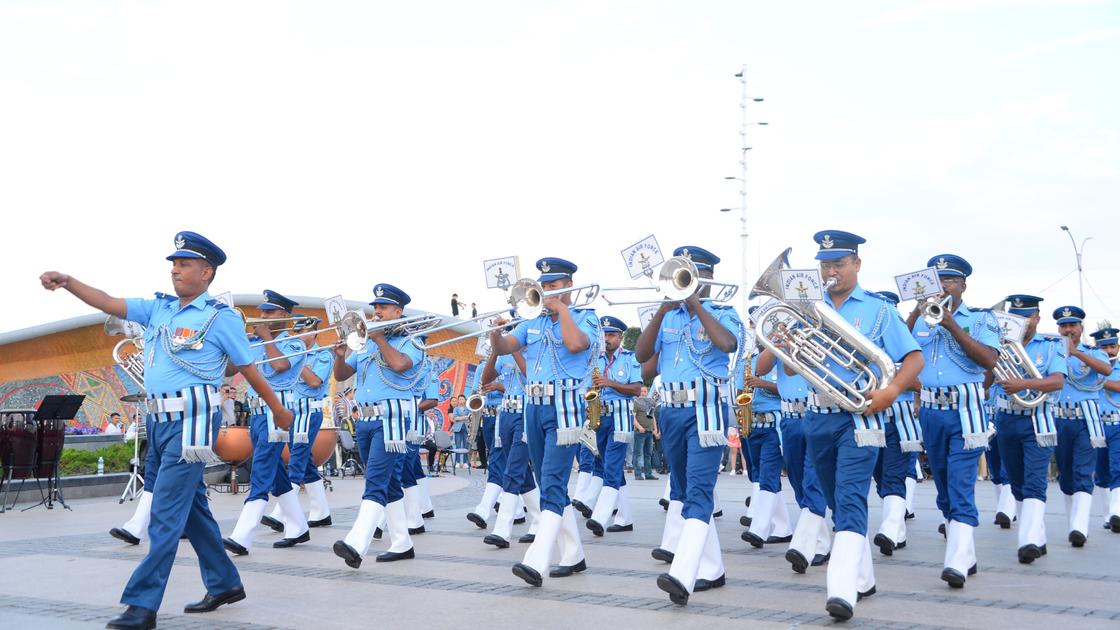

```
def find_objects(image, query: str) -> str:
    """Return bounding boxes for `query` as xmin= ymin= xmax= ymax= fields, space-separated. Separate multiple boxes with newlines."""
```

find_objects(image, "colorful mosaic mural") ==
xmin=0 ymin=365 xmax=142 ymax=429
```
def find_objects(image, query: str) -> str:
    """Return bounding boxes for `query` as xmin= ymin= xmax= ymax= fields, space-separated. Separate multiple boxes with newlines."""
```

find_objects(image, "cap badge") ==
xmin=680 ymin=248 xmax=691 ymax=260
xmin=375 ymin=287 xmax=385 ymax=297
xmin=820 ymin=234 xmax=834 ymax=249
xmin=936 ymin=257 xmax=949 ymax=270
xmin=174 ymin=234 xmax=186 ymax=249
xmin=539 ymin=261 xmax=551 ymax=273
xmin=1012 ymin=298 xmax=1024 ymax=308
xmin=1062 ymin=307 xmax=1072 ymax=318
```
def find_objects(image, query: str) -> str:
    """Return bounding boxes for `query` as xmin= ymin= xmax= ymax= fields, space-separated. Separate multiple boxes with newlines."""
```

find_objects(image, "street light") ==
xmin=1060 ymin=225 xmax=1091 ymax=309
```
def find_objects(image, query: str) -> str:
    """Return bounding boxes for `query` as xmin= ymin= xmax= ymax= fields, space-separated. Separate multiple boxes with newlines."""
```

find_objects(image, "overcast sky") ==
xmin=2 ymin=1 xmax=1117 ymax=338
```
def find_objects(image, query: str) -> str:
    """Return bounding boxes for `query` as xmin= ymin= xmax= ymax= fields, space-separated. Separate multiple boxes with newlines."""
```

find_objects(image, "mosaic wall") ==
xmin=0 ymin=365 xmax=141 ymax=429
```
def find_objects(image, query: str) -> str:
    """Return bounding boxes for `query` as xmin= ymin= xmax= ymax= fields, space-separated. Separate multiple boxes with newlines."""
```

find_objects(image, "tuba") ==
xmin=105 ymin=316 xmax=145 ymax=389
xmin=749 ymin=249 xmax=897 ymax=413
xmin=990 ymin=300 xmax=1049 ymax=409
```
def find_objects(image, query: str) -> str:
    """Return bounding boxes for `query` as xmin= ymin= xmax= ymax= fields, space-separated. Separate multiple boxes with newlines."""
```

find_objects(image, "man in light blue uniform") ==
xmin=990 ymin=295 xmax=1066 ymax=563
xmin=907 ymin=255 xmax=999 ymax=588
xmin=41 ymin=232 xmax=294 ymax=630
xmin=636 ymin=246 xmax=740 ymax=606
xmin=224 ymin=290 xmax=311 ymax=554
xmin=1052 ymin=305 xmax=1112 ymax=546
xmin=740 ymin=345 xmax=792 ymax=548
xmin=490 ymin=257 xmax=601 ymax=588
xmin=586 ymin=316 xmax=644 ymax=536
xmin=414 ymin=363 xmax=442 ymax=519
xmin=262 ymin=316 xmax=334 ymax=532
xmin=483 ymin=348 xmax=542 ymax=548
xmin=801 ymin=231 xmax=922 ymax=621
xmin=332 ymin=284 xmax=427 ymax=568
xmin=871 ymin=290 xmax=923 ymax=558
xmin=466 ymin=349 xmax=510 ymax=529
xmin=1089 ymin=327 xmax=1120 ymax=532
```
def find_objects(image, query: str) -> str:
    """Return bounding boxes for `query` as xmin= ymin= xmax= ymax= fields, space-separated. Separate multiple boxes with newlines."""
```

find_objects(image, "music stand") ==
xmin=118 ymin=394 xmax=146 ymax=504
xmin=24 ymin=394 xmax=84 ymax=511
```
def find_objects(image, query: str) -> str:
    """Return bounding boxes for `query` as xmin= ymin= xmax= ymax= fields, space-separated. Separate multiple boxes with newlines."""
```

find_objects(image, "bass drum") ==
xmin=281 ymin=427 xmax=339 ymax=467
xmin=0 ymin=410 xmax=39 ymax=480
xmin=213 ymin=425 xmax=253 ymax=464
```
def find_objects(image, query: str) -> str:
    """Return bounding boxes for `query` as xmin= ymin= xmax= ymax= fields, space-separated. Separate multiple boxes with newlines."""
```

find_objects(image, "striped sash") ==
xmin=996 ymin=398 xmax=1058 ymax=447
xmin=358 ymin=399 xmax=414 ymax=453
xmin=1057 ymin=400 xmax=1106 ymax=448
xmin=292 ymin=397 xmax=324 ymax=444
xmin=661 ymin=379 xmax=728 ymax=448
xmin=526 ymin=379 xmax=586 ymax=446
xmin=605 ymin=399 xmax=635 ymax=444
xmin=147 ymin=385 xmax=222 ymax=464
xmin=260 ymin=391 xmax=294 ymax=443
xmin=807 ymin=391 xmax=886 ymax=448
xmin=494 ymin=396 xmax=525 ymax=449
xmin=887 ymin=398 xmax=923 ymax=452
xmin=920 ymin=383 xmax=988 ymax=450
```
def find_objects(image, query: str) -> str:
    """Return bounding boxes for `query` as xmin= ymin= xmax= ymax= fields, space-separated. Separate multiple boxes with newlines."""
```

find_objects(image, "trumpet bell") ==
xmin=509 ymin=279 xmax=544 ymax=319
xmin=338 ymin=311 xmax=368 ymax=352
xmin=659 ymin=257 xmax=698 ymax=301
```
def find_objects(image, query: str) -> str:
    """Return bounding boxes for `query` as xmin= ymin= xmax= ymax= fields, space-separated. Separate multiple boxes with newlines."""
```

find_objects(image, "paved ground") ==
xmin=2 ymin=471 xmax=1119 ymax=629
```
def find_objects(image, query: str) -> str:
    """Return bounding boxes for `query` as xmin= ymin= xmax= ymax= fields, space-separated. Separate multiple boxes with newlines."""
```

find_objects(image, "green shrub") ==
xmin=58 ymin=442 xmax=135 ymax=477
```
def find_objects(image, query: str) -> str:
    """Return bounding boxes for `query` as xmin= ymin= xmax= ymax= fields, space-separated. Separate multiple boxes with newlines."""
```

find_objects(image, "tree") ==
xmin=622 ymin=326 xmax=641 ymax=352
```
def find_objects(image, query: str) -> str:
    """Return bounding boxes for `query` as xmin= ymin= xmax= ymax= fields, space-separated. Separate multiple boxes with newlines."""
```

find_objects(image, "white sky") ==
xmin=2 ymin=1 xmax=1118 ymax=338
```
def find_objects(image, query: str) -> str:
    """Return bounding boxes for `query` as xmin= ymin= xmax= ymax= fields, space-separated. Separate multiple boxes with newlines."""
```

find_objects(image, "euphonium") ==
xmin=585 ymin=366 xmax=603 ymax=431
xmin=105 ymin=316 xmax=145 ymax=389
xmin=990 ymin=301 xmax=1049 ymax=409
xmin=735 ymin=354 xmax=754 ymax=438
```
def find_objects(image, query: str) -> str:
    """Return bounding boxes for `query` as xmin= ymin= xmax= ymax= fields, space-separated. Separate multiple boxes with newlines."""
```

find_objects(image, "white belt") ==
xmin=1054 ymin=404 xmax=1086 ymax=420
xmin=807 ymin=391 xmax=846 ymax=414
xmin=995 ymin=398 xmax=1034 ymax=416
xmin=780 ymin=399 xmax=807 ymax=416
xmin=145 ymin=391 xmax=221 ymax=414
xmin=659 ymin=384 xmax=698 ymax=407
xmin=247 ymin=392 xmax=293 ymax=411
xmin=752 ymin=410 xmax=779 ymax=427
xmin=356 ymin=403 xmax=388 ymax=418
xmin=525 ymin=382 xmax=555 ymax=398
xmin=501 ymin=397 xmax=524 ymax=412
xmin=1101 ymin=411 xmax=1120 ymax=425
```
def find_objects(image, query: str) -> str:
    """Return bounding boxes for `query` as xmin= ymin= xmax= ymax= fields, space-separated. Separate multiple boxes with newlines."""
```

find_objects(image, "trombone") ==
xmin=411 ymin=278 xmax=601 ymax=350
xmin=600 ymin=255 xmax=739 ymax=306
xmin=249 ymin=310 xmax=441 ymax=363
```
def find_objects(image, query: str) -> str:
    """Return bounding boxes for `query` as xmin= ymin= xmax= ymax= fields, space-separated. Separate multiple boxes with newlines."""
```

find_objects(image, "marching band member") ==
xmin=490 ymin=257 xmax=602 ymax=587
xmin=332 ymin=284 xmax=427 ymax=568
xmin=871 ymin=290 xmax=923 ymax=557
xmin=907 ymin=255 xmax=999 ymax=588
xmin=42 ymin=232 xmax=294 ymax=630
xmin=586 ymin=316 xmax=643 ymax=536
xmin=805 ymin=231 xmax=922 ymax=620
xmin=262 ymin=316 xmax=334 ymax=532
xmin=739 ymin=342 xmax=792 ymax=549
xmin=635 ymin=246 xmax=739 ymax=606
xmin=415 ymin=361 xmax=441 ymax=519
xmin=1052 ymin=305 xmax=1111 ymax=547
xmin=991 ymin=295 xmax=1065 ymax=563
xmin=466 ymin=346 xmax=509 ymax=530
xmin=110 ymin=421 xmax=157 ymax=546
xmin=572 ymin=431 xmax=602 ymax=518
xmin=1089 ymin=327 xmax=1120 ymax=532
xmin=224 ymin=291 xmax=311 ymax=554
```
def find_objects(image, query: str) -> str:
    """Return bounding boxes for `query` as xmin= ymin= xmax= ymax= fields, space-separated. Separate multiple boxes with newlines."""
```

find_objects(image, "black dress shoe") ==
xmin=741 ymin=531 xmax=764 ymax=548
xmin=712 ymin=510 xmax=723 ymax=518
xmin=895 ymin=541 xmax=907 ymax=550
xmin=308 ymin=516 xmax=332 ymax=528
xmin=658 ymin=498 xmax=670 ymax=509
xmin=332 ymin=540 xmax=362 ymax=568
xmin=1018 ymin=544 xmax=1041 ymax=564
xmin=1039 ymin=544 xmax=1048 ymax=556
xmin=785 ymin=549 xmax=808 ymax=574
xmin=1069 ymin=530 xmax=1087 ymax=547
xmin=422 ymin=510 xmax=435 ymax=519
xmin=995 ymin=512 xmax=1011 ymax=529
xmin=408 ymin=525 xmax=426 ymax=535
xmin=811 ymin=552 xmax=830 ymax=566
xmin=656 ymin=573 xmax=689 ymax=605
xmin=376 ymin=547 xmax=415 ymax=562
xmin=744 ymin=496 xmax=752 ymax=508
xmin=466 ymin=512 xmax=487 ymax=529
xmin=651 ymin=547 xmax=675 ymax=563
xmin=222 ymin=538 xmax=248 ymax=556
xmin=106 ymin=605 xmax=156 ymax=630
xmin=273 ymin=530 xmax=310 ymax=548
xmin=873 ymin=533 xmax=896 ymax=556
xmin=693 ymin=574 xmax=725 ymax=592
xmin=549 ymin=559 xmax=586 ymax=578
xmin=586 ymin=519 xmax=605 ymax=537
xmin=518 ymin=533 xmax=535 ymax=544
xmin=183 ymin=585 xmax=246 ymax=613
xmin=572 ymin=500 xmax=592 ymax=518
xmin=607 ymin=523 xmax=633 ymax=533
xmin=513 ymin=563 xmax=542 ymax=587
xmin=766 ymin=534 xmax=792 ymax=544
xmin=968 ymin=563 xmax=977 ymax=576
xmin=938 ymin=522 xmax=946 ymax=538
xmin=739 ymin=515 xmax=752 ymax=528
xmin=483 ymin=534 xmax=510 ymax=549
xmin=857 ymin=585 xmax=876 ymax=601
xmin=905 ymin=510 xmax=916 ymax=520
xmin=260 ymin=515 xmax=284 ymax=532
xmin=646 ymin=475 xmax=659 ymax=481
xmin=514 ymin=517 xmax=526 ymax=525
xmin=941 ymin=567 xmax=966 ymax=588
xmin=1110 ymin=515 xmax=1120 ymax=532
xmin=825 ymin=597 xmax=853 ymax=621
xmin=110 ymin=528 xmax=140 ymax=545
xmin=373 ymin=527 xmax=383 ymax=540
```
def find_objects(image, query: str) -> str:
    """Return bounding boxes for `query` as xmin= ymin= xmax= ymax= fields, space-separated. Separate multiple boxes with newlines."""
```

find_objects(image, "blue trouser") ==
xmin=803 ymin=411 xmax=878 ymax=534
xmin=247 ymin=413 xmax=295 ymax=501
xmin=355 ymin=420 xmax=404 ymax=505
xmin=632 ymin=430 xmax=654 ymax=477
xmin=498 ymin=411 xmax=536 ymax=494
xmin=919 ymin=406 xmax=983 ymax=526
xmin=287 ymin=410 xmax=323 ymax=485
xmin=1056 ymin=417 xmax=1096 ymax=495
xmin=780 ymin=415 xmax=826 ymax=516
xmin=482 ymin=414 xmax=506 ymax=486
xmin=524 ymin=403 xmax=579 ymax=516
xmin=745 ymin=422 xmax=783 ymax=493
xmin=398 ymin=441 xmax=419 ymax=489
xmin=661 ymin=406 xmax=723 ymax=521
xmin=745 ymin=428 xmax=760 ymax=482
xmin=985 ymin=433 xmax=1007 ymax=485
xmin=595 ymin=418 xmax=629 ymax=490
xmin=994 ymin=412 xmax=1052 ymax=502
xmin=121 ymin=416 xmax=240 ymax=611
xmin=1096 ymin=422 xmax=1120 ymax=489
xmin=578 ymin=442 xmax=597 ymax=475
xmin=453 ymin=430 xmax=469 ymax=465
xmin=873 ymin=422 xmax=909 ymax=499
xmin=906 ymin=452 xmax=919 ymax=480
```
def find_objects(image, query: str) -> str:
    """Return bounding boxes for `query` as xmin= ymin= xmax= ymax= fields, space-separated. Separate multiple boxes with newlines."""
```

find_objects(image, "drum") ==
xmin=213 ymin=425 xmax=253 ymax=463
xmin=0 ymin=410 xmax=38 ymax=480
xmin=280 ymin=427 xmax=339 ymax=467
xmin=35 ymin=417 xmax=67 ymax=479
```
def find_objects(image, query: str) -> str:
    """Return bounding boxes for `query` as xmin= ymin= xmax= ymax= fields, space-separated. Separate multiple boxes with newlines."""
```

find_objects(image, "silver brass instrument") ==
xmin=250 ymin=310 xmax=441 ymax=363
xmin=601 ymin=255 xmax=739 ymax=306
xmin=990 ymin=300 xmax=1049 ymax=409
xmin=749 ymin=249 xmax=897 ymax=413
xmin=919 ymin=294 xmax=952 ymax=326
xmin=105 ymin=316 xmax=145 ymax=389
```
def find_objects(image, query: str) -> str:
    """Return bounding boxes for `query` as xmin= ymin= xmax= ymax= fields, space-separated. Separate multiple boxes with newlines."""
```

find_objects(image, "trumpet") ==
xmin=919 ymin=294 xmax=952 ymax=326
xmin=601 ymin=255 xmax=739 ymax=306
xmin=990 ymin=300 xmax=1049 ymax=409
xmin=749 ymin=249 xmax=897 ymax=413
xmin=105 ymin=316 xmax=145 ymax=389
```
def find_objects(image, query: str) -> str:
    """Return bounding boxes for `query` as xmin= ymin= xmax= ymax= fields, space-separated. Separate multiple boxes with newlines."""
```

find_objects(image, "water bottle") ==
xmin=97 ymin=456 xmax=105 ymax=476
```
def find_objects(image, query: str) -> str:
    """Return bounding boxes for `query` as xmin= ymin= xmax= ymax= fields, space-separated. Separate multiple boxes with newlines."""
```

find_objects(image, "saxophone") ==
xmin=735 ymin=354 xmax=754 ymax=438
xmin=585 ymin=366 xmax=603 ymax=431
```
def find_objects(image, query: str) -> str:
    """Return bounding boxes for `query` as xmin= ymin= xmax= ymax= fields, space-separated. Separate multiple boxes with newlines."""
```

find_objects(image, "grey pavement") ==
xmin=2 ymin=471 xmax=1119 ymax=629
